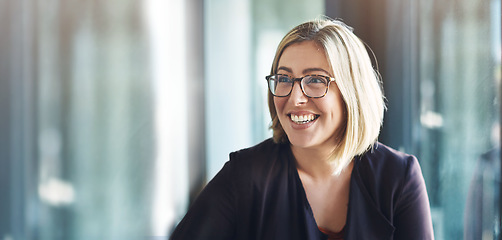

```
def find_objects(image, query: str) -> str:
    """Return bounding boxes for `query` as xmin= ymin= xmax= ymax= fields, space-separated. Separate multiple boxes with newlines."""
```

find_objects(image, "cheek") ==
xmin=273 ymin=97 xmax=286 ymax=114
xmin=321 ymin=92 xmax=346 ymax=119
xmin=331 ymin=87 xmax=345 ymax=113
xmin=334 ymin=96 xmax=347 ymax=124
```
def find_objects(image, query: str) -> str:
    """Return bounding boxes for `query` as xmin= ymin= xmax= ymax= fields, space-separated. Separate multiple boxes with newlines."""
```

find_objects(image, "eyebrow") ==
xmin=277 ymin=66 xmax=332 ymax=76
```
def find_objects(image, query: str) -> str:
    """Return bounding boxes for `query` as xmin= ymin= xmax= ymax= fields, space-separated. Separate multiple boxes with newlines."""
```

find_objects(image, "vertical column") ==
xmin=185 ymin=0 xmax=207 ymax=205
xmin=145 ymin=0 xmax=189 ymax=236
xmin=204 ymin=0 xmax=252 ymax=178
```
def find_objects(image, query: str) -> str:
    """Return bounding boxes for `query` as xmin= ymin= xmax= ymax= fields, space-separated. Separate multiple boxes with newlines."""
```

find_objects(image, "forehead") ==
xmin=277 ymin=41 xmax=332 ymax=75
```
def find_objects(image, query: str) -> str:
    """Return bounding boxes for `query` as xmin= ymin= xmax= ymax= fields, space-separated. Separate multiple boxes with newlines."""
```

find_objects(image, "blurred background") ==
xmin=0 ymin=0 xmax=500 ymax=239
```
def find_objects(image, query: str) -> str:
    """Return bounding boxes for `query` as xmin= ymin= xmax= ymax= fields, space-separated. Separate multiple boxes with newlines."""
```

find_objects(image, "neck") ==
xmin=292 ymin=144 xmax=340 ymax=180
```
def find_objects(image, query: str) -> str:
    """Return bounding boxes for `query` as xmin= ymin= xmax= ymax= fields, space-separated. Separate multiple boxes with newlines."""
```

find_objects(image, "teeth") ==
xmin=290 ymin=114 xmax=317 ymax=124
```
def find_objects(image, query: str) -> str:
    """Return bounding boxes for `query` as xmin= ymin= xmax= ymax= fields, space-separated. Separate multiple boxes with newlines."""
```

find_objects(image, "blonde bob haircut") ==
xmin=268 ymin=18 xmax=385 ymax=174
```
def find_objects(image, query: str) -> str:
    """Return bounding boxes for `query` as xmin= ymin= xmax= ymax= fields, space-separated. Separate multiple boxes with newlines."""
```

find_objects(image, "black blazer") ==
xmin=170 ymin=139 xmax=434 ymax=239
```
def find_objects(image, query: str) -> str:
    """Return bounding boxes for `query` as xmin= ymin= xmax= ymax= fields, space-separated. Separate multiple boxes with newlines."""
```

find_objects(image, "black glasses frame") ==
xmin=265 ymin=74 xmax=336 ymax=98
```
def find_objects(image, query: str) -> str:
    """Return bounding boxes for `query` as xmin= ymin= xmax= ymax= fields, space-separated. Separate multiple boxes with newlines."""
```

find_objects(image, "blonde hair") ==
xmin=268 ymin=18 xmax=385 ymax=174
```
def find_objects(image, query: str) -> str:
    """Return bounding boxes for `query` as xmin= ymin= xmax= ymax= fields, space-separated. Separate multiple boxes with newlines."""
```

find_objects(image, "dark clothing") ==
xmin=170 ymin=139 xmax=434 ymax=240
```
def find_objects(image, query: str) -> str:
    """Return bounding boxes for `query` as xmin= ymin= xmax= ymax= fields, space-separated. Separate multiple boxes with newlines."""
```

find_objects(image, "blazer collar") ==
xmin=344 ymin=156 xmax=395 ymax=239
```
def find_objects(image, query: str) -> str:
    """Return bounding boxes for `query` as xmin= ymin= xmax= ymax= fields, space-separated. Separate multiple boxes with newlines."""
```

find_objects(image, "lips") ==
xmin=288 ymin=113 xmax=320 ymax=124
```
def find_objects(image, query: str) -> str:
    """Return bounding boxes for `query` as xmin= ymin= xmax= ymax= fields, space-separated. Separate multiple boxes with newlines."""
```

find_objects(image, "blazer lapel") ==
xmin=344 ymin=158 xmax=395 ymax=239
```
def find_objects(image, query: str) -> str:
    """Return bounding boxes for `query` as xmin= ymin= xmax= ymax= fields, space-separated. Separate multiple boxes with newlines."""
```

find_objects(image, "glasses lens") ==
xmin=268 ymin=75 xmax=292 ymax=96
xmin=302 ymin=76 xmax=328 ymax=97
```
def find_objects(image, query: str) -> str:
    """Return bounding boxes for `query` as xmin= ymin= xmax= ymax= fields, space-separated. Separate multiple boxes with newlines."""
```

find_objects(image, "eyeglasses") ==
xmin=265 ymin=74 xmax=336 ymax=98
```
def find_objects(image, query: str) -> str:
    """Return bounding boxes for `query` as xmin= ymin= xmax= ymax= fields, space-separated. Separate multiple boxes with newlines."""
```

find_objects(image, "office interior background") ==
xmin=0 ymin=0 xmax=500 ymax=239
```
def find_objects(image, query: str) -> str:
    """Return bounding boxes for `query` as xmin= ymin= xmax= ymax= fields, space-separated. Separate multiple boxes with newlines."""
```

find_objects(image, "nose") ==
xmin=289 ymin=81 xmax=308 ymax=105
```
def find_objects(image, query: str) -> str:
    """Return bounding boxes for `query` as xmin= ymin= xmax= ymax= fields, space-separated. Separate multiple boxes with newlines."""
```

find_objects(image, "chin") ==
xmin=287 ymin=131 xmax=339 ymax=151
xmin=288 ymin=136 xmax=318 ymax=149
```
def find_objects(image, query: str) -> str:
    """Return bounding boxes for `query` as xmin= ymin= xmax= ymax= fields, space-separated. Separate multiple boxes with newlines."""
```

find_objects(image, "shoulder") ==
xmin=353 ymin=142 xmax=423 ymax=202
xmin=228 ymin=138 xmax=287 ymax=168
xmin=348 ymin=143 xmax=433 ymax=239
xmin=225 ymin=138 xmax=292 ymax=188
xmin=356 ymin=142 xmax=419 ymax=177
xmin=230 ymin=138 xmax=280 ymax=159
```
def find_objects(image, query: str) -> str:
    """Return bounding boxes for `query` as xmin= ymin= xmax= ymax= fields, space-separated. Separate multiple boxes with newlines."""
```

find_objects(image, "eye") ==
xmin=305 ymin=76 xmax=327 ymax=84
xmin=277 ymin=75 xmax=292 ymax=83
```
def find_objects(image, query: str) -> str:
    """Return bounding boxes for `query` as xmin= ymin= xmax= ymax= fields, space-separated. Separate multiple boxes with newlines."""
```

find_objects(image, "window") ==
xmin=328 ymin=0 xmax=501 ymax=238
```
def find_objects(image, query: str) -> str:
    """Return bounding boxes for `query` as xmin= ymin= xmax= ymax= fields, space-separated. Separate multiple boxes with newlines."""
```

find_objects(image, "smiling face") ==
xmin=274 ymin=41 xmax=346 ymax=152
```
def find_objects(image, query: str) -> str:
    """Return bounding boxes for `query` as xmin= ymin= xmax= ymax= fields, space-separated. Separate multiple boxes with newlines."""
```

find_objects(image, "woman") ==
xmin=170 ymin=18 xmax=434 ymax=240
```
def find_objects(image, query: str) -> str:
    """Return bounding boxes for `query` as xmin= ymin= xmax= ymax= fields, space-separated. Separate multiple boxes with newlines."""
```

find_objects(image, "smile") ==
xmin=289 ymin=113 xmax=319 ymax=124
